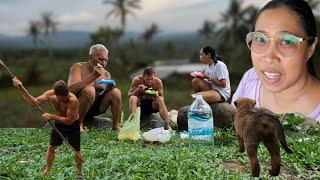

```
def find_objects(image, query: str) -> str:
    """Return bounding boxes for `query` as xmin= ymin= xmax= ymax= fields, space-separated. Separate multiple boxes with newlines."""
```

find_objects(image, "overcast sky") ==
xmin=0 ymin=0 xmax=268 ymax=37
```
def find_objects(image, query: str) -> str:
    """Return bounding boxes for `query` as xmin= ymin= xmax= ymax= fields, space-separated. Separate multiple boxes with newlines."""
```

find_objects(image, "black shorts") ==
xmin=140 ymin=99 xmax=158 ymax=115
xmin=84 ymin=90 xmax=107 ymax=120
xmin=50 ymin=120 xmax=80 ymax=151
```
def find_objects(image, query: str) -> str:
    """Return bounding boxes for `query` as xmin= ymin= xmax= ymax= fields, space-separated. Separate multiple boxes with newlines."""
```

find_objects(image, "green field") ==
xmin=0 ymin=127 xmax=319 ymax=179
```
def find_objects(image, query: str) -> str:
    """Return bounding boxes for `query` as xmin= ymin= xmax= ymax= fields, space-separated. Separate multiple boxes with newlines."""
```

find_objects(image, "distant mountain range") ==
xmin=0 ymin=31 xmax=91 ymax=49
xmin=0 ymin=30 xmax=203 ymax=49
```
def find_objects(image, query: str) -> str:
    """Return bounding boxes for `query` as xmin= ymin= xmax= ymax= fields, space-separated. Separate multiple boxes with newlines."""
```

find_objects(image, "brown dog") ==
xmin=234 ymin=98 xmax=292 ymax=177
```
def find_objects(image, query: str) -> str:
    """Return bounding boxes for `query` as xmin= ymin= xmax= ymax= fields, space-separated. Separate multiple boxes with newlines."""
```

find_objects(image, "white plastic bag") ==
xmin=142 ymin=127 xmax=171 ymax=143
xmin=169 ymin=110 xmax=178 ymax=125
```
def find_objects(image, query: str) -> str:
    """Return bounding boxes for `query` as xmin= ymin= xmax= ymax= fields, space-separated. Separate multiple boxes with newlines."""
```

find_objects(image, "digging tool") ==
xmin=0 ymin=59 xmax=83 ymax=162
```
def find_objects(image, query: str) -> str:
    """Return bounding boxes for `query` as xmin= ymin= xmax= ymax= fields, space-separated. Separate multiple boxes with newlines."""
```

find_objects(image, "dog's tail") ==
xmin=274 ymin=118 xmax=293 ymax=153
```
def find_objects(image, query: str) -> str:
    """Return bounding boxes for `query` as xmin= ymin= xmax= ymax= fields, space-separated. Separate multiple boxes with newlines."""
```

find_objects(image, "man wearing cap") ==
xmin=68 ymin=44 xmax=122 ymax=132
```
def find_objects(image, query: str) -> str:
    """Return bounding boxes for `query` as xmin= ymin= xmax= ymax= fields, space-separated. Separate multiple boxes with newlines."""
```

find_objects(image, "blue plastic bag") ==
xmin=97 ymin=79 xmax=116 ymax=86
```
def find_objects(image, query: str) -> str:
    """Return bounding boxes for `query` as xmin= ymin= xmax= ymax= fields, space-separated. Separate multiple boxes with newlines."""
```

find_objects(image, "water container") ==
xmin=188 ymin=94 xmax=214 ymax=145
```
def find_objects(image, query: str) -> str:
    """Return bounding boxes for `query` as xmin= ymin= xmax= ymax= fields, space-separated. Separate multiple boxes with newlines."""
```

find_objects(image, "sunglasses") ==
xmin=246 ymin=31 xmax=315 ymax=57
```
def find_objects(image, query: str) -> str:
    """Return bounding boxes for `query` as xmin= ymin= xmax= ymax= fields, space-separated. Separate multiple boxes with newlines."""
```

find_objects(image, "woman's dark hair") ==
xmin=201 ymin=46 xmax=218 ymax=64
xmin=251 ymin=0 xmax=318 ymax=78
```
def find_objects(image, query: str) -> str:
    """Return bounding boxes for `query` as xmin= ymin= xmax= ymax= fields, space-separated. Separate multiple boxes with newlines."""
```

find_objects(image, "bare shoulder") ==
xmin=71 ymin=62 xmax=89 ymax=70
xmin=132 ymin=75 xmax=143 ymax=84
xmin=44 ymin=89 xmax=55 ymax=97
xmin=68 ymin=93 xmax=79 ymax=103
xmin=44 ymin=90 xmax=55 ymax=100
xmin=155 ymin=77 xmax=163 ymax=85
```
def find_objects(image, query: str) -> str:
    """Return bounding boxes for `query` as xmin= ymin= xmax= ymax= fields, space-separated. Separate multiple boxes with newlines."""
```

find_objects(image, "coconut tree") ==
xmin=198 ymin=20 xmax=215 ymax=39
xmin=90 ymin=26 xmax=123 ymax=49
xmin=104 ymin=0 xmax=141 ymax=30
xmin=141 ymin=23 xmax=159 ymax=43
xmin=41 ymin=12 xmax=58 ymax=36
xmin=40 ymin=12 xmax=58 ymax=58
xmin=217 ymin=0 xmax=258 ymax=73
xmin=218 ymin=0 xmax=258 ymax=46
xmin=28 ymin=20 xmax=42 ymax=49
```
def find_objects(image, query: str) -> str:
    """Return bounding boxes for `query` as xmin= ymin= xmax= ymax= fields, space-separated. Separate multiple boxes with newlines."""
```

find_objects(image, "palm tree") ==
xmin=41 ymin=12 xmax=58 ymax=36
xmin=104 ymin=0 xmax=141 ymax=30
xmin=90 ymin=26 xmax=123 ymax=48
xmin=218 ymin=0 xmax=258 ymax=46
xmin=198 ymin=20 xmax=215 ymax=39
xmin=217 ymin=0 xmax=258 ymax=73
xmin=28 ymin=20 xmax=42 ymax=49
xmin=141 ymin=23 xmax=159 ymax=43
xmin=40 ymin=12 xmax=58 ymax=58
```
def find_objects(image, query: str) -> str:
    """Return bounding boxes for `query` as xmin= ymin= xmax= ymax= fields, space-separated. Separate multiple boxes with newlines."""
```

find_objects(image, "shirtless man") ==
xmin=12 ymin=78 xmax=82 ymax=177
xmin=128 ymin=67 xmax=172 ymax=130
xmin=68 ymin=44 xmax=122 ymax=132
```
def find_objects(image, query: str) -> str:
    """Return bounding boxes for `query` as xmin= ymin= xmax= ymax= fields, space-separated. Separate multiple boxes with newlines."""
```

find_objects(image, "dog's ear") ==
xmin=234 ymin=100 xmax=238 ymax=108
xmin=250 ymin=99 xmax=256 ymax=106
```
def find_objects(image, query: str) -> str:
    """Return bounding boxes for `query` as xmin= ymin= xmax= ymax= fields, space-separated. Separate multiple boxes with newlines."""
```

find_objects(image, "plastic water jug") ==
xmin=188 ymin=94 xmax=213 ymax=144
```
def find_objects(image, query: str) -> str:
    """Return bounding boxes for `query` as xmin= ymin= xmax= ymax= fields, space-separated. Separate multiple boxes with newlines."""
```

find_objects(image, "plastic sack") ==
xmin=179 ymin=131 xmax=189 ymax=139
xmin=169 ymin=110 xmax=178 ymax=125
xmin=142 ymin=127 xmax=171 ymax=143
xmin=118 ymin=107 xmax=141 ymax=141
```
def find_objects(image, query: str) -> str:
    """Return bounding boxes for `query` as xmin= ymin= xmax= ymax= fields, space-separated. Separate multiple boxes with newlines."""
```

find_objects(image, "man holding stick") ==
xmin=12 ymin=77 xmax=82 ymax=177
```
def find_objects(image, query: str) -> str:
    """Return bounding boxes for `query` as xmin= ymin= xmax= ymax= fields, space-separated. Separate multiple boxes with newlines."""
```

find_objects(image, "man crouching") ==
xmin=12 ymin=77 xmax=82 ymax=177
xmin=128 ymin=67 xmax=172 ymax=130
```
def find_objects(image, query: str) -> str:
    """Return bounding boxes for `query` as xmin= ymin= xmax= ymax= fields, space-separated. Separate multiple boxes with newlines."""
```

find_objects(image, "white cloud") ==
xmin=131 ymin=0 xmax=228 ymax=33
xmin=58 ymin=12 xmax=95 ymax=24
xmin=0 ymin=0 xmax=264 ymax=36
xmin=138 ymin=0 xmax=207 ymax=15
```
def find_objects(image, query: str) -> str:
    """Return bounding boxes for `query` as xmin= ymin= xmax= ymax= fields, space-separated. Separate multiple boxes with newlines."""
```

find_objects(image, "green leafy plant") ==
xmin=0 ymin=127 xmax=319 ymax=179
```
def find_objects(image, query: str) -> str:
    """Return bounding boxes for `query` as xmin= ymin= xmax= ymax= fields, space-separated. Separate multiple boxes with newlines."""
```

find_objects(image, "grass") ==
xmin=0 ymin=128 xmax=319 ymax=179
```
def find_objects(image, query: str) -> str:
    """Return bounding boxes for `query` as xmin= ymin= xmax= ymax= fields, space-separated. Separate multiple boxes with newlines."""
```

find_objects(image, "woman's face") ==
xmin=252 ymin=7 xmax=316 ymax=93
xmin=200 ymin=49 xmax=211 ymax=64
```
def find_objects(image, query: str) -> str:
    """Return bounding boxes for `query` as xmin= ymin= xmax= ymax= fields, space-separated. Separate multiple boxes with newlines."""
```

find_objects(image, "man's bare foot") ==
xmin=80 ymin=126 xmax=88 ymax=132
xmin=41 ymin=170 xmax=49 ymax=176
xmin=164 ymin=124 xmax=172 ymax=131
xmin=77 ymin=173 xmax=84 ymax=180
xmin=112 ymin=126 xmax=121 ymax=131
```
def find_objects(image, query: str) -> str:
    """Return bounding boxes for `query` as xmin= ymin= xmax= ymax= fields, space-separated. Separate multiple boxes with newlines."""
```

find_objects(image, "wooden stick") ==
xmin=0 ymin=59 xmax=83 ymax=162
